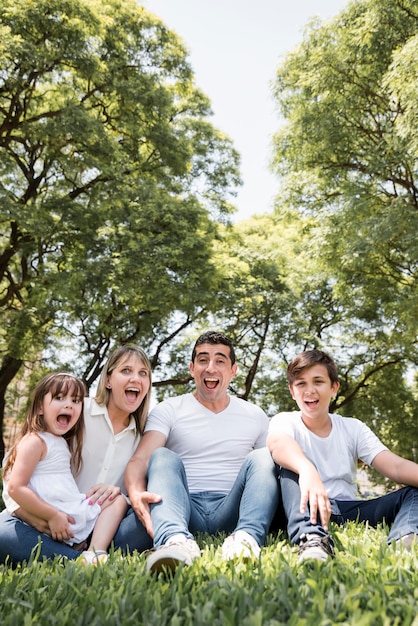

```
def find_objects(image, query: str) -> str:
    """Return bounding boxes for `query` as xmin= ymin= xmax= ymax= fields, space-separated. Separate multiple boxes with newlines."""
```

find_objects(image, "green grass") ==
xmin=1 ymin=524 xmax=418 ymax=625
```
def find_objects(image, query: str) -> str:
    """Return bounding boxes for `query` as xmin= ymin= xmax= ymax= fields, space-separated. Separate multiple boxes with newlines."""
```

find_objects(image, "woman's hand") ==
xmin=85 ymin=483 xmax=121 ymax=505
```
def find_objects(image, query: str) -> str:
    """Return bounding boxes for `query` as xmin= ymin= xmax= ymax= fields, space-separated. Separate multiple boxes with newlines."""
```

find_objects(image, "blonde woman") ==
xmin=0 ymin=345 xmax=153 ymax=564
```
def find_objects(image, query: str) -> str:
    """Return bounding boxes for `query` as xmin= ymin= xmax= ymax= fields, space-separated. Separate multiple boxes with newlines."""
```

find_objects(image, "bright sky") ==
xmin=144 ymin=0 xmax=349 ymax=220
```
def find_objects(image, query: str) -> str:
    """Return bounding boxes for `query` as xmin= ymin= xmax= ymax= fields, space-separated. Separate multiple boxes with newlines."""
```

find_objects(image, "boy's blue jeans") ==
xmin=0 ymin=506 xmax=152 ymax=564
xmin=147 ymin=447 xmax=279 ymax=548
xmin=280 ymin=468 xmax=418 ymax=544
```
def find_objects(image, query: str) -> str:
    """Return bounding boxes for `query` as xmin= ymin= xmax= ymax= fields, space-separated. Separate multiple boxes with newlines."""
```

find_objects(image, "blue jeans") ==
xmin=280 ymin=468 xmax=418 ymax=544
xmin=147 ymin=447 xmax=279 ymax=547
xmin=0 ymin=507 xmax=152 ymax=565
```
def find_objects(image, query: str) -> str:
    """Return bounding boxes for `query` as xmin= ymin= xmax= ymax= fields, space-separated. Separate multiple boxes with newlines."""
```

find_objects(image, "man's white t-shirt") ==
xmin=145 ymin=393 xmax=269 ymax=494
xmin=268 ymin=411 xmax=387 ymax=500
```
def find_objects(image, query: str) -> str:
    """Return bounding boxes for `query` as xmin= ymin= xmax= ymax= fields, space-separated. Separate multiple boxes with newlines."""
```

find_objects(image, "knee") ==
xmin=148 ymin=447 xmax=182 ymax=474
xmin=402 ymin=486 xmax=418 ymax=501
xmin=247 ymin=447 xmax=276 ymax=471
xmin=280 ymin=467 xmax=299 ymax=481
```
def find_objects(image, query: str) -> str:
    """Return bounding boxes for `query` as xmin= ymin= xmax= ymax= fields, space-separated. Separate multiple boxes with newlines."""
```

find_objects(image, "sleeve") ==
xmin=144 ymin=398 xmax=175 ymax=437
xmin=268 ymin=412 xmax=298 ymax=438
xmin=254 ymin=410 xmax=270 ymax=448
xmin=353 ymin=419 xmax=388 ymax=465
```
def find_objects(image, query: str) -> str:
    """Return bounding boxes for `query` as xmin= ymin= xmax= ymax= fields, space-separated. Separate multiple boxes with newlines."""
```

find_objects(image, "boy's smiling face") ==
xmin=289 ymin=364 xmax=340 ymax=423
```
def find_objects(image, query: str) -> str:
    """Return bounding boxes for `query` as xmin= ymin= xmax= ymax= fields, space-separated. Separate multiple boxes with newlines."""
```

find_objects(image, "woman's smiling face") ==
xmin=106 ymin=354 xmax=150 ymax=417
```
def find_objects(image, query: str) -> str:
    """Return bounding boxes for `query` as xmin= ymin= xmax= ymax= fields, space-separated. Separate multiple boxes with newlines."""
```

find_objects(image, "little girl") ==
xmin=2 ymin=372 xmax=128 ymax=564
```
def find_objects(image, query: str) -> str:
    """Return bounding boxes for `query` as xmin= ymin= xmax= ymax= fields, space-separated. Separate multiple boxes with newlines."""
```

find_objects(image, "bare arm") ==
xmin=372 ymin=450 xmax=418 ymax=486
xmin=267 ymin=431 xmax=331 ymax=530
xmin=8 ymin=434 xmax=75 ymax=542
xmin=13 ymin=508 xmax=52 ymax=534
xmin=124 ymin=430 xmax=167 ymax=537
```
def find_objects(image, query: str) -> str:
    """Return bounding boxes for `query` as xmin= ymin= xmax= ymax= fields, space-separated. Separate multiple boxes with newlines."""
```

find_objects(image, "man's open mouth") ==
xmin=204 ymin=378 xmax=219 ymax=390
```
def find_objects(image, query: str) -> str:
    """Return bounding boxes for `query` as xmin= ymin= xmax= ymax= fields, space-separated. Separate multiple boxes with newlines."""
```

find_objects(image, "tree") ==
xmin=139 ymin=0 xmax=418 ymax=463
xmin=0 ymin=0 xmax=240 ymax=460
xmin=270 ymin=0 xmax=418 ymax=397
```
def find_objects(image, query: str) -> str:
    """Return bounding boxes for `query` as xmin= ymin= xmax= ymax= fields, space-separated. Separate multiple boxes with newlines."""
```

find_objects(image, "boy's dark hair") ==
xmin=287 ymin=350 xmax=339 ymax=386
xmin=191 ymin=331 xmax=236 ymax=365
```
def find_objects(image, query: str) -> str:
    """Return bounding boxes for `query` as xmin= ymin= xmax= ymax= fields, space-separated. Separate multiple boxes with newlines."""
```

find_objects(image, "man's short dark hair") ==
xmin=191 ymin=331 xmax=236 ymax=365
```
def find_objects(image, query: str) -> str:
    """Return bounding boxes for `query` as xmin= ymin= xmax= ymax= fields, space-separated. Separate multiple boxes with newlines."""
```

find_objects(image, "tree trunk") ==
xmin=0 ymin=355 xmax=23 ymax=463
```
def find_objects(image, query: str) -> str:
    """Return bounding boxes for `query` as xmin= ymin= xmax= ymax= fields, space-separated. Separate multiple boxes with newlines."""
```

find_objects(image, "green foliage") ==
xmin=0 ymin=0 xmax=240 ymax=456
xmin=271 ymin=0 xmax=418 ymax=350
xmin=256 ymin=0 xmax=418 ymax=434
xmin=1 ymin=526 xmax=418 ymax=625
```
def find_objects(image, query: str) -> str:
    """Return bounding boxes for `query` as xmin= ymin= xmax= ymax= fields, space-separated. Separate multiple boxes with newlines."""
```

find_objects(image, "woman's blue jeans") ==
xmin=147 ymin=447 xmax=279 ymax=548
xmin=281 ymin=468 xmax=418 ymax=544
xmin=0 ymin=507 xmax=152 ymax=565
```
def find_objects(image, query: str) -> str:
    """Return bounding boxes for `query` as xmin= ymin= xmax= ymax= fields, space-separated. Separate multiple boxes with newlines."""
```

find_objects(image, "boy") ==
xmin=267 ymin=349 xmax=418 ymax=561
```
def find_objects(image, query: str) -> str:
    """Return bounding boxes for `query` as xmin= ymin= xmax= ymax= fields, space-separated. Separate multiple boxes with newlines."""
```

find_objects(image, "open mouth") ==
xmin=57 ymin=414 xmax=71 ymax=426
xmin=305 ymin=399 xmax=319 ymax=408
xmin=204 ymin=378 xmax=219 ymax=390
xmin=125 ymin=388 xmax=140 ymax=402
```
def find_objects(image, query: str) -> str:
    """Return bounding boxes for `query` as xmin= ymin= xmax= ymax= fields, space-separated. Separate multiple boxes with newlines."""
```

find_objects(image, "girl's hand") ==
xmin=85 ymin=483 xmax=121 ymax=505
xmin=48 ymin=511 xmax=75 ymax=542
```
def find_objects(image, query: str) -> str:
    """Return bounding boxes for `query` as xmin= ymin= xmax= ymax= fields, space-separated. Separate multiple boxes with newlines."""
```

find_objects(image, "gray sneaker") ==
xmin=297 ymin=533 xmax=334 ymax=563
xmin=146 ymin=538 xmax=201 ymax=574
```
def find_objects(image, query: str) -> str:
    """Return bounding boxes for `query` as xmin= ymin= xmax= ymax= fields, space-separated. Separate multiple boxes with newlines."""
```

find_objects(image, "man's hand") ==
xmin=129 ymin=490 xmax=162 ymax=538
xmin=298 ymin=468 xmax=331 ymax=530
xmin=85 ymin=483 xmax=121 ymax=506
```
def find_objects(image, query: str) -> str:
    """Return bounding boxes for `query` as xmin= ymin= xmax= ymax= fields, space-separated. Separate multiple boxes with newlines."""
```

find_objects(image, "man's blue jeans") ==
xmin=0 ymin=507 xmax=152 ymax=565
xmin=281 ymin=468 xmax=418 ymax=544
xmin=147 ymin=447 xmax=279 ymax=548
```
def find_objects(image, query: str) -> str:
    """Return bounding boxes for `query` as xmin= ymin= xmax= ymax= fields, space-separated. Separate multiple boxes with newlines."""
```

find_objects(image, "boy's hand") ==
xmin=298 ymin=468 xmax=331 ymax=530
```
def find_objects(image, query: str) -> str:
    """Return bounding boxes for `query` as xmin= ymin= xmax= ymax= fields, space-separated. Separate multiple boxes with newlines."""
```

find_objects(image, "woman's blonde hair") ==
xmin=95 ymin=345 xmax=152 ymax=434
xmin=3 ymin=373 xmax=86 ymax=477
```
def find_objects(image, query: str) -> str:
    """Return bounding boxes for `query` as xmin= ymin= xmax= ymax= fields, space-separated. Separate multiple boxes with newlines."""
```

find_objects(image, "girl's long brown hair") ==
xmin=3 ymin=373 xmax=86 ymax=477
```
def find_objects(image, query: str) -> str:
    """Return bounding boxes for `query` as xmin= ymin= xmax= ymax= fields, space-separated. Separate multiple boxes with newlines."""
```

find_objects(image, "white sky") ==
xmin=144 ymin=0 xmax=350 ymax=220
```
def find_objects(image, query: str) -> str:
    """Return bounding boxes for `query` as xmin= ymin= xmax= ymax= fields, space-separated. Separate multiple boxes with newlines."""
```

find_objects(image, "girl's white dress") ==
xmin=28 ymin=432 xmax=101 ymax=545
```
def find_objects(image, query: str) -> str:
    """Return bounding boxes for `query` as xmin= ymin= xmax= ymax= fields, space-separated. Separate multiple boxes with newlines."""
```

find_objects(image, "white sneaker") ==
xmin=146 ymin=537 xmax=201 ymax=573
xmin=221 ymin=530 xmax=261 ymax=561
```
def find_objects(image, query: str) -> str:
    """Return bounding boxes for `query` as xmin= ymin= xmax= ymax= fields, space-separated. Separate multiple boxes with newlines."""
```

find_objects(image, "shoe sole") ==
xmin=146 ymin=555 xmax=184 ymax=574
xmin=146 ymin=547 xmax=200 ymax=574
